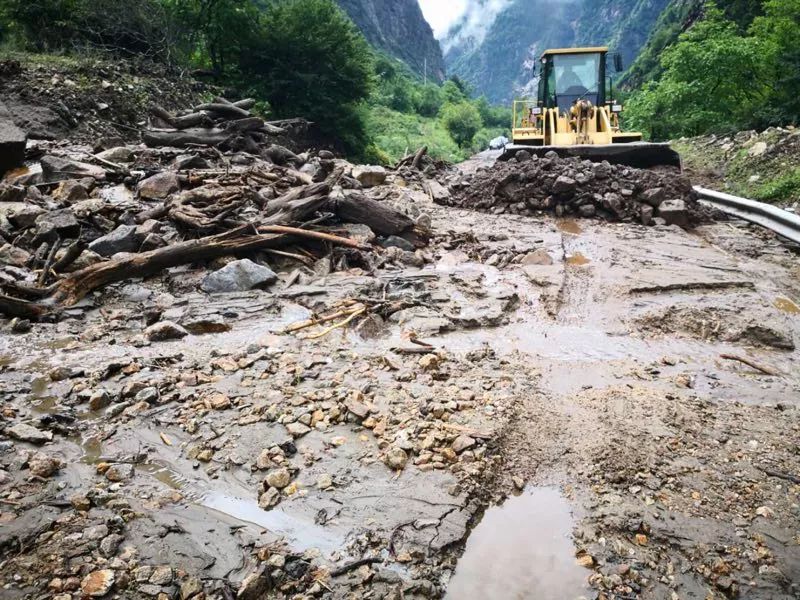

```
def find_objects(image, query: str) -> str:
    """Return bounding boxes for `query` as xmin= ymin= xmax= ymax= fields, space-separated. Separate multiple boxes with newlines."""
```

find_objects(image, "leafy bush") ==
xmin=440 ymin=101 xmax=483 ymax=148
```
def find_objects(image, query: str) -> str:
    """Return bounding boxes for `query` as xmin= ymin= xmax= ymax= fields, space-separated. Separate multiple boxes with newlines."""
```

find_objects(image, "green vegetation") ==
xmin=625 ymin=0 xmax=799 ymax=140
xmin=0 ymin=0 xmax=511 ymax=163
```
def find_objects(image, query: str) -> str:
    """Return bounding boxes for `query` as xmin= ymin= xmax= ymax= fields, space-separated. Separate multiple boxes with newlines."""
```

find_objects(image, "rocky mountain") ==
xmin=442 ymin=0 xmax=673 ymax=105
xmin=335 ymin=0 xmax=445 ymax=81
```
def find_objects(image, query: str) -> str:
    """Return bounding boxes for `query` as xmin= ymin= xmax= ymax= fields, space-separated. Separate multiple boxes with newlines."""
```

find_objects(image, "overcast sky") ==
xmin=417 ymin=0 xmax=469 ymax=38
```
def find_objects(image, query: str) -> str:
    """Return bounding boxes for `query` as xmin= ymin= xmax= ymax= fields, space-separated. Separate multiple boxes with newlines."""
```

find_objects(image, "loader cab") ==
xmin=538 ymin=47 xmax=608 ymax=114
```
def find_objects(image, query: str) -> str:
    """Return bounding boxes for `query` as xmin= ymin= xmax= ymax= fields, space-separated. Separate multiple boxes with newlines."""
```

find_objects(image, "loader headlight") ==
xmin=532 ymin=107 xmax=542 ymax=115
xmin=612 ymin=104 xmax=623 ymax=113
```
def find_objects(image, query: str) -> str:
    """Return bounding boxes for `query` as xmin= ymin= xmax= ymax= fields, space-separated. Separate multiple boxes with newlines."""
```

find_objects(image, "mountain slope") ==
xmin=335 ymin=0 xmax=445 ymax=81
xmin=443 ymin=0 xmax=672 ymax=105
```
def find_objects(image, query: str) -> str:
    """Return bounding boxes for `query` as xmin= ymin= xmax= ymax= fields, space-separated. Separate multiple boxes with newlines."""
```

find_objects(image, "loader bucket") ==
xmin=499 ymin=142 xmax=682 ymax=171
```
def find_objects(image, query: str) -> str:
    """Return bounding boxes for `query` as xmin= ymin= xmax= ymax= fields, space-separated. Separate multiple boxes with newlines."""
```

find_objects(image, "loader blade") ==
xmin=500 ymin=143 xmax=682 ymax=171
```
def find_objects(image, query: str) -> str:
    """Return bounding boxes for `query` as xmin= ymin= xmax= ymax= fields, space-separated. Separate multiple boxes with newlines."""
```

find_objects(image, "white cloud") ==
xmin=417 ymin=0 xmax=469 ymax=38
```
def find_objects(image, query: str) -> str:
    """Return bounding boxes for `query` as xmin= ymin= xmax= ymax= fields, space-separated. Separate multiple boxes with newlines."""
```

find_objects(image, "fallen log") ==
xmin=263 ymin=194 xmax=329 ymax=226
xmin=143 ymin=128 xmax=231 ymax=148
xmin=0 ymin=294 xmax=48 ymax=318
xmin=411 ymin=146 xmax=428 ymax=170
xmin=331 ymin=192 xmax=415 ymax=236
xmin=48 ymin=226 xmax=366 ymax=307
xmin=194 ymin=103 xmax=250 ymax=120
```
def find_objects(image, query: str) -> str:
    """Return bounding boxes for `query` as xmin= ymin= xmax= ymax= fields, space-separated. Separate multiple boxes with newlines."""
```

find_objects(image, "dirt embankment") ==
xmin=673 ymin=126 xmax=800 ymax=207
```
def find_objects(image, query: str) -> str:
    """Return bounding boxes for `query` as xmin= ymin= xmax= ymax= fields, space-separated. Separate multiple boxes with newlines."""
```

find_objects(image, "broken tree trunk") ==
xmin=194 ymin=103 xmax=251 ymax=120
xmin=143 ymin=128 xmax=231 ymax=148
xmin=331 ymin=192 xmax=415 ymax=236
xmin=49 ymin=226 xmax=366 ymax=307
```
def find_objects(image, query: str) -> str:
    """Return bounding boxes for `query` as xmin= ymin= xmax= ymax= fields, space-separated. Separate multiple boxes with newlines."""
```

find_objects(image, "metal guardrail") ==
xmin=694 ymin=186 xmax=800 ymax=245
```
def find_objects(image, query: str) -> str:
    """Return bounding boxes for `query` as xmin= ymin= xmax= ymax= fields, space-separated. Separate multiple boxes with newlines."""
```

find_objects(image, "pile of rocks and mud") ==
xmin=0 ymin=96 xmax=433 ymax=323
xmin=437 ymin=149 xmax=714 ymax=227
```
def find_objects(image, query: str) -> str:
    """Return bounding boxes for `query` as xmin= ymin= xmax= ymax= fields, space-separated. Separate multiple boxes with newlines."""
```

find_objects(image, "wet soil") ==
xmin=1 ymin=154 xmax=799 ymax=600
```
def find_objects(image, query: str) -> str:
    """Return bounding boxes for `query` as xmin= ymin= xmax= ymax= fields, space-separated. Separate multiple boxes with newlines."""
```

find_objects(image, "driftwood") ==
xmin=332 ymin=192 xmax=415 ymax=236
xmin=719 ymin=353 xmax=781 ymax=376
xmin=143 ymin=128 xmax=231 ymax=148
xmin=53 ymin=241 xmax=86 ymax=273
xmin=194 ymin=103 xmax=251 ymax=120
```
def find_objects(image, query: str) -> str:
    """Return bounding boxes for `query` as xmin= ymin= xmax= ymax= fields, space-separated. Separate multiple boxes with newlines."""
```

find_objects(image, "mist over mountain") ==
xmin=440 ymin=0 xmax=672 ymax=104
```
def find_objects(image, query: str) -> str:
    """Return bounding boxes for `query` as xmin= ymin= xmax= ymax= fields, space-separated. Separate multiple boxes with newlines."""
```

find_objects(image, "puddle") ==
xmin=201 ymin=491 xmax=345 ymax=557
xmin=566 ymin=252 xmax=591 ymax=266
xmin=775 ymin=297 xmax=799 ymax=315
xmin=557 ymin=219 xmax=583 ymax=235
xmin=446 ymin=487 xmax=588 ymax=600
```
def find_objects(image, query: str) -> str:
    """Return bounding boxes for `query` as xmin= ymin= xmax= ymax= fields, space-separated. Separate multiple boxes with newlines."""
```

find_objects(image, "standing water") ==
xmin=446 ymin=487 xmax=589 ymax=600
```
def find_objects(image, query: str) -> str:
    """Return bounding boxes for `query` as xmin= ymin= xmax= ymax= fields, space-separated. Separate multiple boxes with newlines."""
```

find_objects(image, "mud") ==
xmin=1 ymin=150 xmax=800 ymax=600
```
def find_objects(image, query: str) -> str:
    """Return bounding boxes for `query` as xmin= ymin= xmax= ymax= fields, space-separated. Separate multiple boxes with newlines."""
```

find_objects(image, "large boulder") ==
xmin=0 ymin=119 xmax=26 ymax=176
xmin=657 ymin=199 xmax=689 ymax=228
xmin=352 ymin=165 xmax=387 ymax=188
xmin=137 ymin=172 xmax=180 ymax=200
xmin=88 ymin=225 xmax=141 ymax=256
xmin=201 ymin=259 xmax=277 ymax=294
xmin=41 ymin=155 xmax=106 ymax=183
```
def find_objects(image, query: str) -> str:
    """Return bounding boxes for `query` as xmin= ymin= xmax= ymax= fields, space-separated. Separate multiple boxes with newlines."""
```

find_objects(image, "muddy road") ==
xmin=1 ymin=152 xmax=799 ymax=600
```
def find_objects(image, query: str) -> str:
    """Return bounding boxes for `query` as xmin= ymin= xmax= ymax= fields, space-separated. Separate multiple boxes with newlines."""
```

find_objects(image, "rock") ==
xmin=33 ymin=209 xmax=80 ymax=244
xmin=577 ymin=204 xmax=596 ymax=218
xmin=285 ymin=422 xmax=311 ymax=438
xmin=345 ymin=398 xmax=370 ymax=419
xmin=0 ymin=118 xmax=26 ymax=176
xmin=208 ymin=393 xmax=231 ymax=410
xmin=28 ymin=452 xmax=62 ymax=477
xmin=515 ymin=150 xmax=532 ymax=162
xmin=748 ymin=141 xmax=768 ymax=157
xmin=640 ymin=188 xmax=665 ymax=208
xmin=174 ymin=154 xmax=211 ymax=170
xmin=384 ymin=447 xmax=408 ymax=470
xmin=553 ymin=176 xmax=577 ymax=195
xmin=105 ymin=463 xmax=134 ymax=482
xmin=352 ymin=165 xmax=387 ymax=188
xmin=70 ymin=494 xmax=91 ymax=511
xmin=427 ymin=180 xmax=451 ymax=202
xmin=180 ymin=577 xmax=203 ymax=600
xmin=380 ymin=235 xmax=415 ymax=252
xmin=201 ymin=259 xmax=277 ymax=293
xmin=88 ymin=225 xmax=141 ymax=256
xmin=8 ymin=423 xmax=53 ymax=444
xmin=265 ymin=467 xmax=291 ymax=489
xmin=145 ymin=321 xmax=188 ymax=342
xmin=264 ymin=144 xmax=301 ymax=166
xmin=99 ymin=534 xmax=124 ymax=557
xmin=53 ymin=179 xmax=89 ymax=203
xmin=640 ymin=204 xmax=654 ymax=226
xmin=0 ymin=243 xmax=31 ymax=267
xmin=96 ymin=147 xmax=134 ymax=164
xmin=41 ymin=155 xmax=106 ymax=183
xmin=10 ymin=318 xmax=31 ymax=333
xmin=237 ymin=566 xmax=270 ymax=600
xmin=138 ymin=172 xmax=180 ymax=200
xmin=451 ymin=435 xmax=476 ymax=453
xmin=512 ymin=476 xmax=525 ymax=490
xmin=317 ymin=473 xmax=333 ymax=489
xmin=657 ymin=199 xmax=689 ymax=228
xmin=182 ymin=313 xmax=231 ymax=334
xmin=89 ymin=390 xmax=111 ymax=411
xmin=339 ymin=223 xmax=376 ymax=244
xmin=318 ymin=150 xmax=335 ymax=160
xmin=593 ymin=161 xmax=612 ymax=179
xmin=149 ymin=566 xmax=173 ymax=586
xmin=8 ymin=205 xmax=45 ymax=229
xmin=258 ymin=487 xmax=281 ymax=509
xmin=80 ymin=570 xmax=115 ymax=597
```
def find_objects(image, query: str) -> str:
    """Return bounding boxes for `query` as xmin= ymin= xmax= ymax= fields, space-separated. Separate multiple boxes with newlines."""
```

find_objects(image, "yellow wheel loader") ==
xmin=501 ymin=47 xmax=681 ymax=170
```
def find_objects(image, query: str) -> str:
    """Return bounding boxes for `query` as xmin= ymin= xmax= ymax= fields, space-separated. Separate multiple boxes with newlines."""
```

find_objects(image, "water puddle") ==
xmin=446 ymin=487 xmax=589 ymax=600
xmin=30 ymin=376 xmax=50 ymax=396
xmin=557 ymin=219 xmax=583 ymax=235
xmin=201 ymin=491 xmax=345 ymax=557
xmin=774 ymin=297 xmax=800 ymax=315
xmin=566 ymin=252 xmax=591 ymax=266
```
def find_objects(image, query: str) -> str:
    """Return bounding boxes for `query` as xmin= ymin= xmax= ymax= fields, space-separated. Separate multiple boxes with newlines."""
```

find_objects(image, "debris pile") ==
xmin=145 ymin=97 xmax=302 ymax=153
xmin=0 ymin=134 xmax=428 ymax=319
xmin=439 ymin=150 xmax=712 ymax=227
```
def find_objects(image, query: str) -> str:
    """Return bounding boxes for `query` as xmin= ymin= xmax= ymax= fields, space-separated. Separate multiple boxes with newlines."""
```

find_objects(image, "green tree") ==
xmin=440 ymin=101 xmax=483 ymax=147
xmin=414 ymin=84 xmax=443 ymax=117
xmin=239 ymin=0 xmax=373 ymax=152
xmin=750 ymin=0 xmax=800 ymax=125
xmin=626 ymin=3 xmax=765 ymax=139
